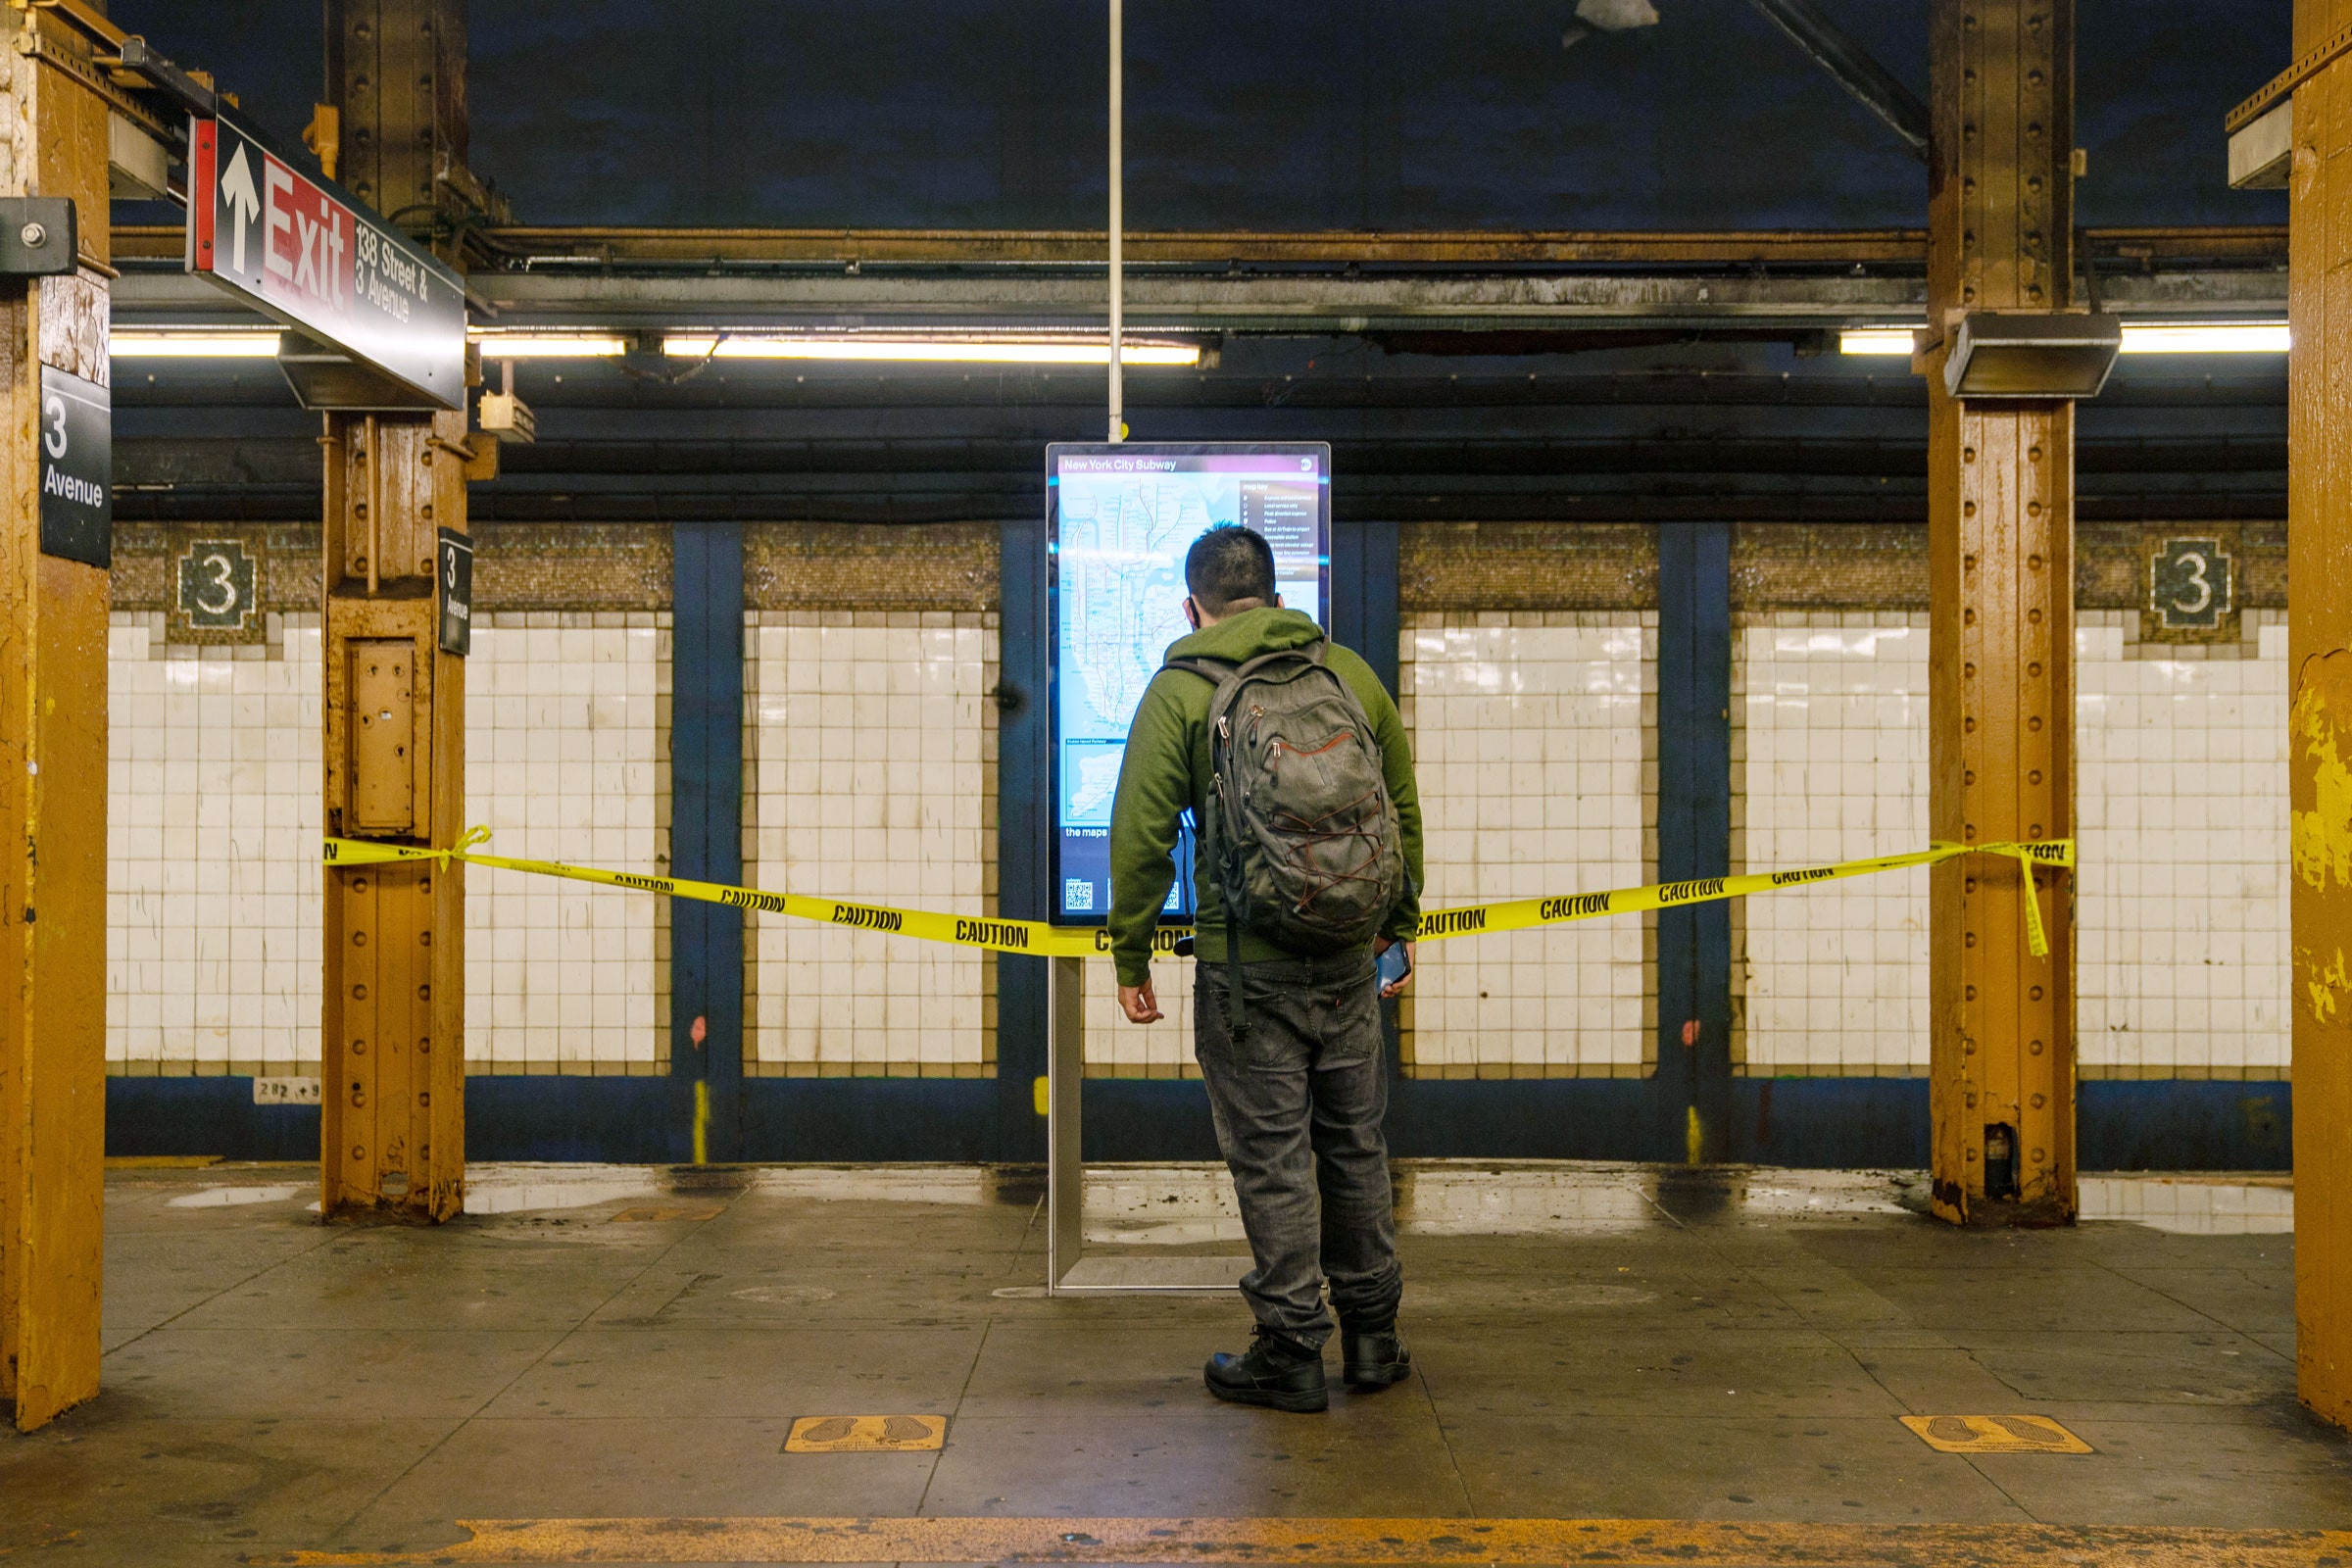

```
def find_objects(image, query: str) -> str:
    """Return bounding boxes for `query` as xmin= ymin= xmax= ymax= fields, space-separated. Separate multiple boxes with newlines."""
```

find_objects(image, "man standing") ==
xmin=1107 ymin=524 xmax=1424 ymax=1414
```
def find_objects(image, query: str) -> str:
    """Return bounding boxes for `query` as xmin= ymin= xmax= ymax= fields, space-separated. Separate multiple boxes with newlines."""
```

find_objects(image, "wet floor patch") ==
xmin=749 ymin=1166 xmax=992 ymax=1205
xmin=1400 ymin=1165 xmax=1661 ymax=1234
xmin=2079 ymin=1174 xmax=2293 ymax=1234
xmin=140 ymin=1160 xmax=2296 ymax=1241
xmin=672 ymin=1161 xmax=2300 ymax=1242
xmin=164 ymin=1184 xmax=308 ymax=1208
xmin=1534 ymin=1282 xmax=1659 ymax=1306
xmin=1082 ymin=1166 xmax=1248 ymax=1244
xmin=1064 ymin=1161 xmax=1925 ymax=1240
xmin=729 ymin=1284 xmax=839 ymax=1304
xmin=460 ymin=1164 xmax=665 ymax=1215
xmin=457 ymin=1161 xmax=759 ymax=1216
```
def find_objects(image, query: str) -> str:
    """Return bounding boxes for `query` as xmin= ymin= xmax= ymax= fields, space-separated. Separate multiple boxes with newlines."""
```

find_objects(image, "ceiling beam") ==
xmin=110 ymin=261 xmax=2281 ymax=337
xmin=108 ymin=224 xmax=2288 ymax=270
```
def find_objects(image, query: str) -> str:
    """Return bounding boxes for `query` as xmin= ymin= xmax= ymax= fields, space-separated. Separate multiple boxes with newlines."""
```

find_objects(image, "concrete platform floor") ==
xmin=0 ymin=1161 xmax=2342 ymax=1567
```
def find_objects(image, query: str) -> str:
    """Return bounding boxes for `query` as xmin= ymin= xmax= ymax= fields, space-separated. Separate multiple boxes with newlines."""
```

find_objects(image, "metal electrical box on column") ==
xmin=1921 ymin=0 xmax=2082 ymax=1225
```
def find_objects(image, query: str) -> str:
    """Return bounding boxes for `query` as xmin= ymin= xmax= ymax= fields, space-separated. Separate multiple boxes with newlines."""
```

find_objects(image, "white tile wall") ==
xmin=1086 ymin=956 xmax=1198 ymax=1075
xmin=2077 ymin=611 xmax=2290 ymax=1079
xmin=1400 ymin=612 xmax=1653 ymax=1077
xmin=101 ymin=587 xmax=2294 ymax=1089
xmin=1734 ymin=613 xmax=1932 ymax=1076
xmin=464 ymin=613 xmax=670 ymax=1073
xmin=108 ymin=613 xmax=323 ymax=1075
xmin=1085 ymin=755 xmax=1193 ymax=1076
xmin=748 ymin=612 xmax=997 ymax=1076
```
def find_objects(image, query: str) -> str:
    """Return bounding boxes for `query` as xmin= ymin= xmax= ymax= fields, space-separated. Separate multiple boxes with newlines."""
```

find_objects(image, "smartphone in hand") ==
xmin=1376 ymin=943 xmax=1413 ymax=993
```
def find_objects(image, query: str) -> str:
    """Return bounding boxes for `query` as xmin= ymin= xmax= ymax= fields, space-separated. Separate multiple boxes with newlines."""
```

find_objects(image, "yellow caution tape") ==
xmin=323 ymin=828 xmax=2075 ymax=960
xmin=1408 ymin=838 xmax=2074 ymax=958
xmin=324 ymin=827 xmax=1111 ymax=958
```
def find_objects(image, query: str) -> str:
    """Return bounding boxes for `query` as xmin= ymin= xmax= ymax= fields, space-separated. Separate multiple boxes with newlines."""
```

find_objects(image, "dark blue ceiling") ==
xmin=116 ymin=1 xmax=2285 ymax=230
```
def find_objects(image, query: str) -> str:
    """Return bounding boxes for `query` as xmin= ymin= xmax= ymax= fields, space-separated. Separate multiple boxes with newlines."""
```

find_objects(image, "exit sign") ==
xmin=185 ymin=110 xmax=466 ymax=411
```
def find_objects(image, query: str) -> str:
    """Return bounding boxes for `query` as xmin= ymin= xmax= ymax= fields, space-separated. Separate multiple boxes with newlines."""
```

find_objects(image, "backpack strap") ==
xmin=1163 ymin=636 xmax=1324 ymax=685
xmin=1225 ymin=903 xmax=1247 ymax=1037
xmin=1194 ymin=746 xmax=1248 ymax=1040
xmin=1157 ymin=653 xmax=1251 ymax=1035
xmin=1159 ymin=655 xmax=1236 ymax=685
xmin=1157 ymin=639 xmax=1327 ymax=1037
xmin=1224 ymin=638 xmax=1326 ymax=680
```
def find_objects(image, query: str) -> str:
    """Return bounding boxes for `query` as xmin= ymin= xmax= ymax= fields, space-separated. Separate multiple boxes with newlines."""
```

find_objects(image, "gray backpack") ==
xmin=1164 ymin=638 xmax=1405 ymax=1027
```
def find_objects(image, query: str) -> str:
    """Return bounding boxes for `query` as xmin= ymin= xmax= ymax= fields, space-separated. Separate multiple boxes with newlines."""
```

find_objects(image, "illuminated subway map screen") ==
xmin=1048 ymin=443 xmax=1331 ymax=924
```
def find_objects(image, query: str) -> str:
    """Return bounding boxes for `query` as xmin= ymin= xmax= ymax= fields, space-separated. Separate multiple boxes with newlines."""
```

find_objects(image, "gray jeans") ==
xmin=1194 ymin=949 xmax=1401 ymax=1349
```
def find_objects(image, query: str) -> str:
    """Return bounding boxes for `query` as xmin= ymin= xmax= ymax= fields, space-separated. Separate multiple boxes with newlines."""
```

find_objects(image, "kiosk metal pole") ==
xmin=1047 ymin=956 xmax=1084 ymax=1286
xmin=1107 ymin=0 xmax=1123 ymax=443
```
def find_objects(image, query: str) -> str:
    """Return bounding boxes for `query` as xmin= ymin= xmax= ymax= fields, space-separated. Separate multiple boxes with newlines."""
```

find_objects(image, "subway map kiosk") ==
xmin=1043 ymin=442 xmax=1333 ymax=1292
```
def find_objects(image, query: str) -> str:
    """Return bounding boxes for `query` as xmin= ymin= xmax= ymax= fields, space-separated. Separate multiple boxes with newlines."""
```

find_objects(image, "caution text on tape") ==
xmin=324 ymin=829 xmax=2074 ymax=960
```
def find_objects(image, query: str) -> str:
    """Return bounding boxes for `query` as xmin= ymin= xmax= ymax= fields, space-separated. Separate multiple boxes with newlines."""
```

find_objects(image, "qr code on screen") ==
xmin=1064 ymin=879 xmax=1095 ymax=911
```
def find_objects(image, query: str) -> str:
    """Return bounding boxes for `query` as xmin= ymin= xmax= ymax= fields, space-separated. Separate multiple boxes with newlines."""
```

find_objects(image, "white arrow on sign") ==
xmin=218 ymin=142 xmax=261 ymax=273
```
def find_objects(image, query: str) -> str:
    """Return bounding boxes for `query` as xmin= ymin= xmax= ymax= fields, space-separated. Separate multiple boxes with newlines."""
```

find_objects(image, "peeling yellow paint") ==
xmin=2291 ymin=680 xmax=2352 ymax=891
xmin=2305 ymin=945 xmax=2352 ymax=1027
xmin=2292 ymin=657 xmax=2352 ymax=1031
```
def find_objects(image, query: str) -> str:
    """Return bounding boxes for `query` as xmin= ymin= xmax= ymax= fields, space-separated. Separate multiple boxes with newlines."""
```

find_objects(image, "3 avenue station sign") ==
xmin=185 ymin=111 xmax=466 ymax=411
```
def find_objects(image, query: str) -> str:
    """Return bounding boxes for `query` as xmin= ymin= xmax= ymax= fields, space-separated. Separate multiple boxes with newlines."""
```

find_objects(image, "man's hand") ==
xmin=1375 ymin=937 xmax=1417 ymax=999
xmin=1119 ymin=979 xmax=1163 ymax=1024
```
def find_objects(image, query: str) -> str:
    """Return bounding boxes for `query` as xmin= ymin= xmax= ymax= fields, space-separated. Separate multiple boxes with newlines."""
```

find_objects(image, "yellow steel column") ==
xmin=2289 ymin=0 xmax=2352 ymax=1431
xmin=318 ymin=0 xmax=475 ymax=1220
xmin=319 ymin=413 xmax=470 ymax=1219
xmin=1924 ymin=0 xmax=2078 ymax=1225
xmin=0 ymin=6 xmax=116 ymax=1428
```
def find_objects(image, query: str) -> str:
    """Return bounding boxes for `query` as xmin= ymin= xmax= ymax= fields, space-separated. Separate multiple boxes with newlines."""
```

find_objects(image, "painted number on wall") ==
xmin=178 ymin=539 xmax=258 ymax=630
xmin=2149 ymin=537 xmax=2231 ymax=631
xmin=251 ymin=1076 xmax=321 ymax=1106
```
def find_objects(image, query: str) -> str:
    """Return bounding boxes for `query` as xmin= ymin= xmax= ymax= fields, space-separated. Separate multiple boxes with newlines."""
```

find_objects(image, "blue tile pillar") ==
xmin=1656 ymin=523 xmax=1733 ymax=1163
xmin=670 ymin=523 xmax=745 ymax=1162
xmin=995 ymin=515 xmax=1052 ymax=1161
xmin=1331 ymin=518 xmax=1400 ymax=697
xmin=1331 ymin=518 xmax=1406 ymax=1086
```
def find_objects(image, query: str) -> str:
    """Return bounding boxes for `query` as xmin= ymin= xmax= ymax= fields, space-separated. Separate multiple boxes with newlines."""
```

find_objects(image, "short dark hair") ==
xmin=1185 ymin=525 xmax=1277 ymax=615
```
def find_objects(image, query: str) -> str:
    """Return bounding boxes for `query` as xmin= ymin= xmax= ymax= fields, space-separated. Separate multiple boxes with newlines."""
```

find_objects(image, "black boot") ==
xmin=1204 ymin=1327 xmax=1329 ymax=1413
xmin=1340 ymin=1317 xmax=1411 ymax=1390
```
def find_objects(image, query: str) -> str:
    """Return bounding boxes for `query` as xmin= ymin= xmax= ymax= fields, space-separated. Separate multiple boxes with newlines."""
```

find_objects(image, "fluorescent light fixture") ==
xmin=470 ymin=332 xmax=628 ymax=358
xmin=1843 ymin=321 xmax=2290 ymax=356
xmin=1839 ymin=328 xmax=1916 ymax=355
xmin=110 ymin=331 xmax=282 ymax=358
xmin=2119 ymin=321 xmax=2290 ymax=354
xmin=663 ymin=335 xmax=1200 ymax=367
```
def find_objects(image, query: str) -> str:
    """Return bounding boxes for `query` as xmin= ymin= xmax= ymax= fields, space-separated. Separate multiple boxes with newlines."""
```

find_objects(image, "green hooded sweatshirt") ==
xmin=1105 ymin=606 xmax=1423 ymax=988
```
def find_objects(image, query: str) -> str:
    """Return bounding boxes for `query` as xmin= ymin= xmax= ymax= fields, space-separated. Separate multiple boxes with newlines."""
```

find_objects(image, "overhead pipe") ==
xmin=1743 ymin=0 xmax=1931 ymax=161
xmin=1107 ymin=0 xmax=1123 ymax=442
